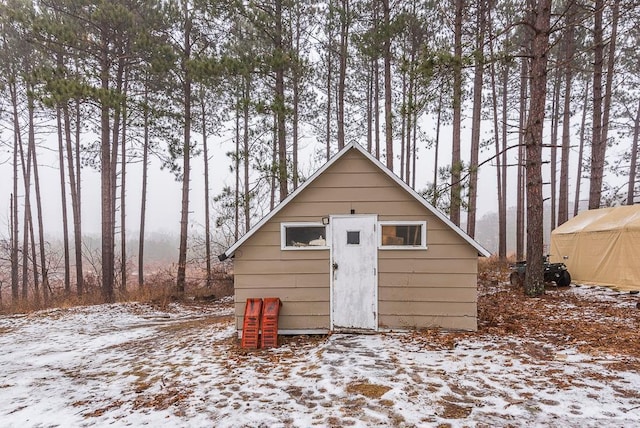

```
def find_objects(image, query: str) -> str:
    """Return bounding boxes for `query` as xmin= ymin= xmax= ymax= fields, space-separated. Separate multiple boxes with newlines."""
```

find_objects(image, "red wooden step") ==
xmin=260 ymin=298 xmax=282 ymax=348
xmin=241 ymin=298 xmax=263 ymax=349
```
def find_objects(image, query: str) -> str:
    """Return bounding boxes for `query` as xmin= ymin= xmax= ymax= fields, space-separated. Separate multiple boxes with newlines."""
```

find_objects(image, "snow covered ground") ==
xmin=0 ymin=287 xmax=639 ymax=428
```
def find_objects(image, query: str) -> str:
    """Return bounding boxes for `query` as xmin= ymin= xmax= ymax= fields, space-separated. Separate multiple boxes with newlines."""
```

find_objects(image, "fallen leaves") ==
xmin=476 ymin=280 xmax=640 ymax=359
xmin=345 ymin=382 xmax=391 ymax=399
xmin=409 ymin=277 xmax=640 ymax=364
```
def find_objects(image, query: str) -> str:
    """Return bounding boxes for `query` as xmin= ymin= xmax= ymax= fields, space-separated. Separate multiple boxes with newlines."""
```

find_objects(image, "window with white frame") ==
xmin=379 ymin=221 xmax=427 ymax=249
xmin=281 ymin=223 xmax=328 ymax=249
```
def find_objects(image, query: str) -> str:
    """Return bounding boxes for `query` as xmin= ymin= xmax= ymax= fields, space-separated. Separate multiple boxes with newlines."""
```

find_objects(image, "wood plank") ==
xmin=235 ymin=259 xmax=330 ymax=275
xmin=380 ymin=301 xmax=476 ymax=317
xmin=235 ymin=287 xmax=329 ymax=302
xmin=279 ymin=201 xmax=428 ymax=217
xmin=240 ymin=230 xmax=280 ymax=246
xmin=426 ymin=229 xmax=473 ymax=246
xmin=314 ymin=171 xmax=396 ymax=188
xmin=378 ymin=244 xmax=477 ymax=259
xmin=379 ymin=259 xmax=477 ymax=274
xmin=379 ymin=286 xmax=477 ymax=302
xmin=378 ymin=314 xmax=477 ymax=331
xmin=328 ymin=155 xmax=381 ymax=173
xmin=294 ymin=186 xmax=414 ymax=204
xmin=236 ymin=314 xmax=330 ymax=330
xmin=235 ymin=301 xmax=329 ymax=316
xmin=235 ymin=273 xmax=329 ymax=288
xmin=237 ymin=245 xmax=329 ymax=261
xmin=378 ymin=272 xmax=477 ymax=288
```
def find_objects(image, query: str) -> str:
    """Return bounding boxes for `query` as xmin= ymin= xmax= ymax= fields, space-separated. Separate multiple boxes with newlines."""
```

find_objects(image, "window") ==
xmin=379 ymin=221 xmax=427 ymax=249
xmin=281 ymin=223 xmax=328 ymax=250
xmin=347 ymin=231 xmax=360 ymax=245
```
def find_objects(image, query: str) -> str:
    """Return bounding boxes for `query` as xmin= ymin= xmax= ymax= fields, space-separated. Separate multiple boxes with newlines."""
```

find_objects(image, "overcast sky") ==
xmin=2 ymin=114 xmax=601 ymax=243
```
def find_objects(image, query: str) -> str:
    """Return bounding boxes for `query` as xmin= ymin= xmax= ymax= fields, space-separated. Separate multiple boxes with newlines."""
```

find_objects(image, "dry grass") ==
xmin=477 ymin=254 xmax=514 ymax=283
xmin=0 ymin=264 xmax=233 ymax=315
xmin=346 ymin=382 xmax=392 ymax=399
xmin=408 ymin=276 xmax=640 ymax=362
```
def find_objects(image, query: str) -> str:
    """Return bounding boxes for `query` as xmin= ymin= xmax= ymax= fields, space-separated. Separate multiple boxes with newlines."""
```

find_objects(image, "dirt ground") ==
xmin=1 ymin=271 xmax=639 ymax=427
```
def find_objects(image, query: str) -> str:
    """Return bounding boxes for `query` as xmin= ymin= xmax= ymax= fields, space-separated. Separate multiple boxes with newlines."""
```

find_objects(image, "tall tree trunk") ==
xmin=337 ymin=0 xmax=349 ymax=150
xmin=549 ymin=66 xmax=561 ymax=230
xmin=411 ymin=106 xmax=417 ymax=189
xmin=275 ymin=0 xmax=288 ymax=201
xmin=119 ymin=70 xmax=129 ymax=293
xmin=28 ymin=87 xmax=49 ymax=303
xmin=176 ymin=6 xmax=193 ymax=294
xmin=110 ymin=57 xmax=125 ymax=294
xmin=488 ymin=4 xmax=505 ymax=258
xmin=100 ymin=38 xmax=115 ymax=302
xmin=433 ymin=92 xmax=443 ymax=206
xmin=326 ymin=0 xmax=334 ymax=160
xmin=400 ymin=66 xmax=406 ymax=182
xmin=138 ymin=88 xmax=149 ymax=288
xmin=383 ymin=0 xmax=393 ymax=170
xmin=56 ymin=103 xmax=71 ymax=294
xmin=558 ymin=4 xmax=576 ymax=225
xmin=234 ymin=95 xmax=241 ymax=241
xmin=10 ymin=189 xmax=19 ymax=302
xmin=27 ymin=215 xmax=38 ymax=301
xmin=628 ymin=99 xmax=640 ymax=205
xmin=524 ymin=0 xmax=552 ymax=297
xmin=291 ymin=5 xmax=301 ymax=189
xmin=10 ymin=79 xmax=25 ymax=302
xmin=574 ymin=80 xmax=590 ymax=216
xmin=516 ymin=57 xmax=528 ymax=261
xmin=500 ymin=37 xmax=509 ymax=259
xmin=466 ymin=0 xmax=486 ymax=239
xmin=405 ymin=59 xmax=414 ymax=185
xmin=270 ymin=113 xmax=277 ymax=210
xmin=73 ymin=98 xmax=83 ymax=294
xmin=11 ymin=89 xmax=19 ymax=301
xmin=374 ymin=55 xmax=381 ymax=160
xmin=63 ymin=102 xmax=83 ymax=294
xmin=202 ymin=96 xmax=212 ymax=288
xmin=366 ymin=58 xmax=373 ymax=153
xmin=243 ymin=76 xmax=251 ymax=233
xmin=19 ymin=109 xmax=34 ymax=301
xmin=588 ymin=0 xmax=604 ymax=209
xmin=450 ymin=0 xmax=464 ymax=226
xmin=596 ymin=0 xmax=620 ymax=201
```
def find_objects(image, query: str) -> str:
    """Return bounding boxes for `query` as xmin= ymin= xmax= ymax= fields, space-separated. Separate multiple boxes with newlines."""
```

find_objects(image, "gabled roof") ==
xmin=219 ymin=142 xmax=490 ymax=259
xmin=552 ymin=205 xmax=640 ymax=234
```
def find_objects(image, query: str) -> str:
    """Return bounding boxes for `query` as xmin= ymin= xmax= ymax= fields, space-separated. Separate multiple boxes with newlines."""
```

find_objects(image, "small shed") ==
xmin=219 ymin=142 xmax=490 ymax=335
xmin=550 ymin=205 xmax=640 ymax=291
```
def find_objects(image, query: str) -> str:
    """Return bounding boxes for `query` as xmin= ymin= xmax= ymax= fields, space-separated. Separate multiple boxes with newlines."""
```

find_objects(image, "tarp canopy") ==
xmin=550 ymin=205 xmax=640 ymax=291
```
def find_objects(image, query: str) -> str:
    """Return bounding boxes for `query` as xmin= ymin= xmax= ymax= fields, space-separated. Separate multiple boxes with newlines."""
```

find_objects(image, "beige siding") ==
xmin=378 ymin=287 xmax=476 ymax=301
xmin=379 ymin=315 xmax=477 ymax=331
xmin=233 ymin=148 xmax=479 ymax=332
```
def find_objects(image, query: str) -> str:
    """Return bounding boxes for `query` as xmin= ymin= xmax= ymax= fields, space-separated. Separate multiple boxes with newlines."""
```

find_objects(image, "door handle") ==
xmin=332 ymin=262 xmax=339 ymax=271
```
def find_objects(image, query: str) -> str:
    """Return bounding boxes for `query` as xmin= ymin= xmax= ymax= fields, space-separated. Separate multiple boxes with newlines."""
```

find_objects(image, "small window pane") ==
xmin=381 ymin=225 xmax=422 ymax=246
xmin=347 ymin=231 xmax=360 ymax=245
xmin=285 ymin=226 xmax=326 ymax=247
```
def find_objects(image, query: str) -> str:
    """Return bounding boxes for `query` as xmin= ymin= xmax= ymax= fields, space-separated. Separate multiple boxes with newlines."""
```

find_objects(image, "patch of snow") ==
xmin=0 ymin=302 xmax=639 ymax=427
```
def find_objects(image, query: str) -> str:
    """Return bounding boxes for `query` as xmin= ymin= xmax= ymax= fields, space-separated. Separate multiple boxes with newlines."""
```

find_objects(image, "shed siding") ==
xmin=233 ymin=149 xmax=478 ymax=332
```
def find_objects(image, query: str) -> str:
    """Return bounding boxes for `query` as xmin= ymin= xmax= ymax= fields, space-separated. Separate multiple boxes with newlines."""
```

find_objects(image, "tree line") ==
xmin=0 ymin=0 xmax=638 ymax=304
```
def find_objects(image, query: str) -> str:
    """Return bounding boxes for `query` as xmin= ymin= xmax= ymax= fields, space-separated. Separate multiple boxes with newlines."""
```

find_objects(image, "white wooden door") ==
xmin=331 ymin=215 xmax=377 ymax=331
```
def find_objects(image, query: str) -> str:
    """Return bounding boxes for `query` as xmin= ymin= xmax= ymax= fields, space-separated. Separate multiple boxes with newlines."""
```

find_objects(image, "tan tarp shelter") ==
xmin=550 ymin=205 xmax=640 ymax=291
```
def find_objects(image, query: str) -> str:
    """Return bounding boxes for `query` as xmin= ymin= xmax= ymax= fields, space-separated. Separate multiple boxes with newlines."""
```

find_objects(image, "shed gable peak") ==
xmin=220 ymin=142 xmax=490 ymax=259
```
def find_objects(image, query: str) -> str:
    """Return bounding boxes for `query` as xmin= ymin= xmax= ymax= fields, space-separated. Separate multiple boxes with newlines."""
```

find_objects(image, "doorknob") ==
xmin=332 ymin=262 xmax=339 ymax=270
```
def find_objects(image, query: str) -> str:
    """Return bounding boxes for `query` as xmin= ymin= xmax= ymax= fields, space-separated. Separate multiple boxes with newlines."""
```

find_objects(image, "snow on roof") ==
xmin=220 ymin=142 xmax=490 ymax=259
